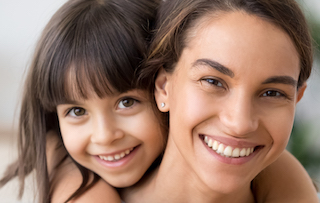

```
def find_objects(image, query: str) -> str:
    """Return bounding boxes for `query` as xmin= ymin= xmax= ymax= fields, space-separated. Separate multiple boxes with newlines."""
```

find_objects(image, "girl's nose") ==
xmin=91 ymin=115 xmax=125 ymax=145
xmin=219 ymin=93 xmax=258 ymax=137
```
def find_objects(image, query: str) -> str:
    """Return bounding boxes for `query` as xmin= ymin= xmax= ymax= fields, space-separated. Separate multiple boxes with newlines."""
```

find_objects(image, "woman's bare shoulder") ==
xmin=253 ymin=150 xmax=318 ymax=203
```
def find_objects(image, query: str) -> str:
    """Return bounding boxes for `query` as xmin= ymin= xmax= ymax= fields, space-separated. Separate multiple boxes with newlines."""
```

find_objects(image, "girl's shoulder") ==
xmin=47 ymin=131 xmax=122 ymax=203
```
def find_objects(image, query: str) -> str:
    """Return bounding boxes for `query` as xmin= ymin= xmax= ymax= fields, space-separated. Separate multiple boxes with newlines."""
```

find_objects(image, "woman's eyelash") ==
xmin=261 ymin=90 xmax=292 ymax=100
xmin=201 ymin=78 xmax=225 ymax=89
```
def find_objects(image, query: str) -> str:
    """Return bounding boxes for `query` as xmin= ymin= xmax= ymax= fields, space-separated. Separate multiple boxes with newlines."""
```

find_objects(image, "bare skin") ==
xmin=121 ymin=11 xmax=318 ymax=203
xmin=47 ymin=131 xmax=121 ymax=203
xmin=47 ymin=134 xmax=318 ymax=202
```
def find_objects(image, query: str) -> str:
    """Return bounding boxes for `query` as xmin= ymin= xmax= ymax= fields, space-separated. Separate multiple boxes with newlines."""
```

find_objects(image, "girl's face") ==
xmin=155 ymin=12 xmax=306 ymax=193
xmin=57 ymin=89 xmax=164 ymax=187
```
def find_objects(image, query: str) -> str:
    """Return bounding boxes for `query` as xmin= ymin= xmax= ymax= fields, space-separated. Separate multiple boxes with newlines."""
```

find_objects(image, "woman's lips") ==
xmin=199 ymin=134 xmax=264 ymax=164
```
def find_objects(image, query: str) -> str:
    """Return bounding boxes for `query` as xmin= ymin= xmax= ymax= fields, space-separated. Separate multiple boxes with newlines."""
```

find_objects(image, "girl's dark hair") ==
xmin=0 ymin=0 xmax=159 ymax=202
xmin=141 ymin=0 xmax=313 ymax=92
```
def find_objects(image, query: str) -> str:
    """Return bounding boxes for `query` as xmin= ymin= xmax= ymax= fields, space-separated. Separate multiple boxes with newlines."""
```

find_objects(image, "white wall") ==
xmin=0 ymin=0 xmax=67 ymax=132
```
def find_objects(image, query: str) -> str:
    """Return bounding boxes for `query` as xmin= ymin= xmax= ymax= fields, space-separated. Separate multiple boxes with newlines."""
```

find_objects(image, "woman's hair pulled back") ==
xmin=142 ymin=0 xmax=313 ymax=90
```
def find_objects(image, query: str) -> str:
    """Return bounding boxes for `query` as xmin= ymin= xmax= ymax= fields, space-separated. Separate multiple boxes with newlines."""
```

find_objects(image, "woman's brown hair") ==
xmin=0 ymin=0 xmax=159 ymax=202
xmin=141 ymin=0 xmax=313 ymax=91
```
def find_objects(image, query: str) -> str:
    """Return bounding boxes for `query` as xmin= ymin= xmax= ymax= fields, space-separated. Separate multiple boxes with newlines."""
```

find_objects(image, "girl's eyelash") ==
xmin=65 ymin=107 xmax=87 ymax=117
xmin=117 ymin=97 xmax=140 ymax=109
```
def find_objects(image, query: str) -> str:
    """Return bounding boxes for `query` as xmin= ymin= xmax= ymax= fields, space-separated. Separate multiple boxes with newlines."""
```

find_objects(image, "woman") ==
xmin=121 ymin=0 xmax=319 ymax=202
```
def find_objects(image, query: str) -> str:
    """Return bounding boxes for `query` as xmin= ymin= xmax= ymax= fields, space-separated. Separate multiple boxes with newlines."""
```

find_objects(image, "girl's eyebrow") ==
xmin=192 ymin=58 xmax=235 ymax=78
xmin=58 ymin=100 xmax=83 ymax=105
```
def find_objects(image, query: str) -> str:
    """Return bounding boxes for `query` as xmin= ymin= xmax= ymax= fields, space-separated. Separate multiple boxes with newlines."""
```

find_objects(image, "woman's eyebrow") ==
xmin=192 ymin=58 xmax=235 ymax=78
xmin=262 ymin=76 xmax=297 ymax=87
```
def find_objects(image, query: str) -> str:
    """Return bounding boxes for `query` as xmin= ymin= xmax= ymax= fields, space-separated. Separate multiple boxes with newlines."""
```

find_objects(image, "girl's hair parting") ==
xmin=140 ymin=0 xmax=313 ymax=92
xmin=0 ymin=0 xmax=159 ymax=202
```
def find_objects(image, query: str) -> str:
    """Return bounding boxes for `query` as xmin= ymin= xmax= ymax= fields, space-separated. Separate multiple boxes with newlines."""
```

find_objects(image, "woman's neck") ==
xmin=122 ymin=135 xmax=255 ymax=203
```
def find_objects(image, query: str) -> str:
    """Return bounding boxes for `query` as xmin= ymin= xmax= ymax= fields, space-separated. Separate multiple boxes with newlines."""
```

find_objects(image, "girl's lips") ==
xmin=97 ymin=147 xmax=135 ymax=161
xmin=94 ymin=145 xmax=140 ymax=168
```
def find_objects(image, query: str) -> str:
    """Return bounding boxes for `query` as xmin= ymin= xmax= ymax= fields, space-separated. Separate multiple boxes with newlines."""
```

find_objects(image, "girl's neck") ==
xmin=122 ymin=136 xmax=255 ymax=203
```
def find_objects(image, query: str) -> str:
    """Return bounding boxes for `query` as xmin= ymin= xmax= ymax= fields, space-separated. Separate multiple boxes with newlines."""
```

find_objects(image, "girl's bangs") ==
xmin=37 ymin=0 xmax=146 ymax=111
xmin=40 ymin=47 xmax=138 ymax=112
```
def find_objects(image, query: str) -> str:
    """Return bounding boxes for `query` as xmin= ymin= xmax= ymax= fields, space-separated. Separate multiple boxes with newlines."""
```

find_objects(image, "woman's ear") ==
xmin=155 ymin=68 xmax=170 ymax=112
xmin=296 ymin=83 xmax=307 ymax=103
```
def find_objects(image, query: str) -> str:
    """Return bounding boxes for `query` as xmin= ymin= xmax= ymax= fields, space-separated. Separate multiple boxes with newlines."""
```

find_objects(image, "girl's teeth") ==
xmin=204 ymin=137 xmax=255 ymax=158
xmin=114 ymin=154 xmax=121 ymax=160
xmin=107 ymin=156 xmax=114 ymax=161
xmin=120 ymin=152 xmax=125 ymax=158
xmin=99 ymin=148 xmax=134 ymax=162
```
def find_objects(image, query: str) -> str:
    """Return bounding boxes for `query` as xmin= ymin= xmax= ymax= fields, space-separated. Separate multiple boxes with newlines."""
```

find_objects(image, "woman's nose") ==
xmin=90 ymin=115 xmax=125 ymax=145
xmin=219 ymin=93 xmax=258 ymax=137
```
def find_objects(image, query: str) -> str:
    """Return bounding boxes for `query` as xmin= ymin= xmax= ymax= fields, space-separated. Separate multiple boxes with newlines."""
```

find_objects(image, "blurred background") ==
xmin=0 ymin=0 xmax=319 ymax=202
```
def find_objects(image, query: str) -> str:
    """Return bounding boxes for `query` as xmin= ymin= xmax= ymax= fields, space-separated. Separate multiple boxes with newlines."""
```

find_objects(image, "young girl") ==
xmin=0 ymin=0 xmax=164 ymax=202
xmin=0 ymin=0 xmax=317 ymax=202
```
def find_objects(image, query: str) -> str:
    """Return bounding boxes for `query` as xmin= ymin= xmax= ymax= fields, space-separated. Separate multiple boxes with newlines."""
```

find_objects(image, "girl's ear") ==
xmin=296 ymin=83 xmax=307 ymax=103
xmin=155 ymin=68 xmax=170 ymax=112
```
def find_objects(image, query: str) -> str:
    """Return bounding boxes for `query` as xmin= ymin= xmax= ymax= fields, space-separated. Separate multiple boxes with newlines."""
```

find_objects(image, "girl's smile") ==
xmin=57 ymin=89 xmax=164 ymax=187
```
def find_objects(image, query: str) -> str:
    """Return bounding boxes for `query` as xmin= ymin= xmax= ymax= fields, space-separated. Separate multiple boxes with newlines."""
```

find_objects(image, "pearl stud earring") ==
xmin=161 ymin=102 xmax=165 ymax=108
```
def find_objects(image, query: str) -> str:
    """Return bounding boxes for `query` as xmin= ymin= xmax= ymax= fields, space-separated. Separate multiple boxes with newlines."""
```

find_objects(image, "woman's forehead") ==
xmin=178 ymin=11 xmax=300 ymax=80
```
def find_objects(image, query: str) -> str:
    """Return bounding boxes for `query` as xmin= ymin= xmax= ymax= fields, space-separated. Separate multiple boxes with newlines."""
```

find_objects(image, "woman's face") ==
xmin=57 ymin=89 xmax=164 ymax=188
xmin=156 ymin=11 xmax=306 ymax=193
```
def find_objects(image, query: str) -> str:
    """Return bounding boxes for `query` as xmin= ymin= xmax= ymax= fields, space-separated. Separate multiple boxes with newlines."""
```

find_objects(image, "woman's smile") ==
xmin=155 ymin=11 xmax=306 ymax=194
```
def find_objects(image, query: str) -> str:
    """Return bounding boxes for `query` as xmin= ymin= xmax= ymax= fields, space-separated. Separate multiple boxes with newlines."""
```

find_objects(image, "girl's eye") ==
xmin=68 ymin=107 xmax=87 ymax=117
xmin=118 ymin=98 xmax=137 ymax=109
xmin=262 ymin=90 xmax=285 ymax=98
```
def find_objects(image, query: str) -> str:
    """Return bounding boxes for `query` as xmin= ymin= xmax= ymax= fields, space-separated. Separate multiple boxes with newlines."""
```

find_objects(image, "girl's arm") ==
xmin=253 ymin=150 xmax=319 ymax=203
xmin=47 ymin=131 xmax=121 ymax=203
xmin=50 ymin=160 xmax=121 ymax=203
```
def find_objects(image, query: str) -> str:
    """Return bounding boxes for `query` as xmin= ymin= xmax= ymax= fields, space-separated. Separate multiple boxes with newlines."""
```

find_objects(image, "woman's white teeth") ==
xmin=217 ymin=144 xmax=224 ymax=154
xmin=204 ymin=136 xmax=254 ymax=158
xmin=99 ymin=148 xmax=134 ymax=162
xmin=212 ymin=141 xmax=218 ymax=150
xmin=224 ymin=146 xmax=233 ymax=157
xmin=232 ymin=148 xmax=240 ymax=157
xmin=240 ymin=148 xmax=247 ymax=157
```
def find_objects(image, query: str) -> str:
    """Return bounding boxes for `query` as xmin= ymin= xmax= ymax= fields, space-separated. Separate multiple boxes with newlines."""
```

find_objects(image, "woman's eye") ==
xmin=68 ymin=107 xmax=87 ymax=117
xmin=118 ymin=98 xmax=137 ymax=109
xmin=205 ymin=78 xmax=223 ymax=87
xmin=201 ymin=78 xmax=225 ymax=89
xmin=262 ymin=90 xmax=285 ymax=98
